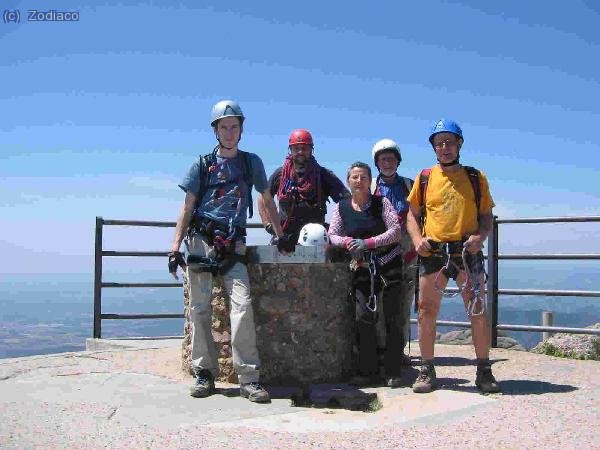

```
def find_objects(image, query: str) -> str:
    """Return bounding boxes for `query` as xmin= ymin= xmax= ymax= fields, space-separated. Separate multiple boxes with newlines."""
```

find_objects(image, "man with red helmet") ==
xmin=258 ymin=129 xmax=348 ymax=251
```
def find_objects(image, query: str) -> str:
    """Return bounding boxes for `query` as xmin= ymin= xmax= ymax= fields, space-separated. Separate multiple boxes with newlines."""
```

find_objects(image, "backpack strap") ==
xmin=418 ymin=168 xmax=432 ymax=227
xmin=200 ymin=150 xmax=216 ymax=190
xmin=239 ymin=150 xmax=254 ymax=218
xmin=401 ymin=176 xmax=413 ymax=198
xmin=192 ymin=149 xmax=217 ymax=217
xmin=463 ymin=165 xmax=481 ymax=214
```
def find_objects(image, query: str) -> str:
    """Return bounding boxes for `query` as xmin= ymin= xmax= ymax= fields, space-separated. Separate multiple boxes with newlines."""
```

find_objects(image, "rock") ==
xmin=181 ymin=251 xmax=354 ymax=385
xmin=437 ymin=330 xmax=472 ymax=345
xmin=212 ymin=330 xmax=230 ymax=344
xmin=436 ymin=329 xmax=525 ymax=351
xmin=496 ymin=336 xmax=526 ymax=351
xmin=532 ymin=323 xmax=600 ymax=360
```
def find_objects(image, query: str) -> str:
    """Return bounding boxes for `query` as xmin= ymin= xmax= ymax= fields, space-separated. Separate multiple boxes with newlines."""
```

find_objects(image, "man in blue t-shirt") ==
xmin=370 ymin=139 xmax=417 ymax=387
xmin=168 ymin=100 xmax=284 ymax=403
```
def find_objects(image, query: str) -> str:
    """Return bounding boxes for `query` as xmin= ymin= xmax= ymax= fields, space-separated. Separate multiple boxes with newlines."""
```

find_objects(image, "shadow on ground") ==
xmin=216 ymin=384 xmax=381 ymax=411
xmin=435 ymin=377 xmax=472 ymax=392
xmin=498 ymin=379 xmax=578 ymax=395
xmin=429 ymin=357 xmax=509 ymax=367
xmin=289 ymin=385 xmax=380 ymax=412
xmin=439 ymin=378 xmax=578 ymax=395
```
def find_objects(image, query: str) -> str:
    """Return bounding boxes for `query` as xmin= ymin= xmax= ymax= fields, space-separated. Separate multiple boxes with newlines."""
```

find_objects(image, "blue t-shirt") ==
xmin=375 ymin=174 xmax=413 ymax=216
xmin=179 ymin=151 xmax=268 ymax=227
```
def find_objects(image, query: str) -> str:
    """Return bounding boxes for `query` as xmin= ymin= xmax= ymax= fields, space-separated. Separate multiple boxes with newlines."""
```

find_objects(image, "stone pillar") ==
xmin=181 ymin=275 xmax=236 ymax=382
xmin=182 ymin=245 xmax=353 ymax=385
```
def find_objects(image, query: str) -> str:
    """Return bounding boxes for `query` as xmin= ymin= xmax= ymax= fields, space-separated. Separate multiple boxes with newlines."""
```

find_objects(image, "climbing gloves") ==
xmin=168 ymin=251 xmax=186 ymax=277
xmin=274 ymin=234 xmax=296 ymax=253
xmin=347 ymin=239 xmax=367 ymax=252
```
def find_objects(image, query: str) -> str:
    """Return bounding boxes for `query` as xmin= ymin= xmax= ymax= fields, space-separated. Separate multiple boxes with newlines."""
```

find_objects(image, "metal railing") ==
xmin=412 ymin=216 xmax=600 ymax=346
xmin=93 ymin=215 xmax=600 ymax=344
xmin=93 ymin=217 xmax=264 ymax=338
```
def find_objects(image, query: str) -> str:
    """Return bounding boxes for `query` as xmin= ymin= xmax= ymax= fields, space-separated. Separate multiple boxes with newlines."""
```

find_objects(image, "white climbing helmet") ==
xmin=372 ymin=138 xmax=401 ymax=169
xmin=297 ymin=223 xmax=329 ymax=246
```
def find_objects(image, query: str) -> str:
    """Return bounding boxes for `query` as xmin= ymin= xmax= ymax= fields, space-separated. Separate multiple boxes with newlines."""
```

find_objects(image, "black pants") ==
xmin=353 ymin=265 xmax=405 ymax=377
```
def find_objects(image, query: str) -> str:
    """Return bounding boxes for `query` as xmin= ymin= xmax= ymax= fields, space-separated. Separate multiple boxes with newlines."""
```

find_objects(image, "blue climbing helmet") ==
xmin=428 ymin=118 xmax=463 ymax=145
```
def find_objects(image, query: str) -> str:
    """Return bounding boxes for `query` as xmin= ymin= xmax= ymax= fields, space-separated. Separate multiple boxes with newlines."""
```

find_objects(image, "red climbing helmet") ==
xmin=288 ymin=129 xmax=314 ymax=147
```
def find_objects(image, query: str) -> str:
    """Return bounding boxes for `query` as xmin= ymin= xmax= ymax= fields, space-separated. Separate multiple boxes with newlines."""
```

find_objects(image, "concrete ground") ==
xmin=0 ymin=339 xmax=598 ymax=449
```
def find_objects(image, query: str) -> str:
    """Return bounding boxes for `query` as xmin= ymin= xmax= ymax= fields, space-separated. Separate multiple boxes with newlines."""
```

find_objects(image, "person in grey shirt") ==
xmin=168 ymin=100 xmax=284 ymax=402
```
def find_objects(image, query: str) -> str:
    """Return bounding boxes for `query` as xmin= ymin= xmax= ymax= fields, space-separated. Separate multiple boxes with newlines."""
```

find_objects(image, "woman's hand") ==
xmin=347 ymin=239 xmax=367 ymax=252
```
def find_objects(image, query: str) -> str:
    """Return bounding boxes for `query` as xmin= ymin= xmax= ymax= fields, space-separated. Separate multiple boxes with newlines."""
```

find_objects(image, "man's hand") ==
xmin=274 ymin=234 xmax=296 ymax=254
xmin=347 ymin=239 xmax=367 ymax=252
xmin=168 ymin=251 xmax=186 ymax=280
xmin=463 ymin=235 xmax=484 ymax=254
xmin=265 ymin=223 xmax=275 ymax=235
xmin=414 ymin=237 xmax=433 ymax=257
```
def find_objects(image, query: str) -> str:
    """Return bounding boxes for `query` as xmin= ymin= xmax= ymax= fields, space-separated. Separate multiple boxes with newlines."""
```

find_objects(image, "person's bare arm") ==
xmin=171 ymin=191 xmax=197 ymax=252
xmin=258 ymin=190 xmax=283 ymax=238
xmin=464 ymin=210 xmax=492 ymax=254
xmin=406 ymin=204 xmax=431 ymax=256
xmin=257 ymin=195 xmax=271 ymax=228
xmin=168 ymin=192 xmax=197 ymax=279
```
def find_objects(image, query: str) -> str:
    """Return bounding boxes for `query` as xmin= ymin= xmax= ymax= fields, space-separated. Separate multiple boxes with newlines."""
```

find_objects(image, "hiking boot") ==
xmin=386 ymin=375 xmax=403 ymax=388
xmin=476 ymin=363 xmax=501 ymax=393
xmin=240 ymin=382 xmax=271 ymax=403
xmin=412 ymin=364 xmax=437 ymax=393
xmin=189 ymin=369 xmax=215 ymax=398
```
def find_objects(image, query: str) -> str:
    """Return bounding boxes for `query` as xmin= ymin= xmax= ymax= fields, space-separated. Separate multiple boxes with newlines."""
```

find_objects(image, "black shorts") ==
xmin=419 ymin=251 xmax=484 ymax=281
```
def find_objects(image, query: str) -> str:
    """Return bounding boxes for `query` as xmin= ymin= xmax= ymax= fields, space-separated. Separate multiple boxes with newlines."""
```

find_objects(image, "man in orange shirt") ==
xmin=406 ymin=119 xmax=500 ymax=394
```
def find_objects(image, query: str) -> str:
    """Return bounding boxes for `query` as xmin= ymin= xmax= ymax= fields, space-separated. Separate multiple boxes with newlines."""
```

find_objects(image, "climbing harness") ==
xmin=428 ymin=242 xmax=487 ymax=316
xmin=462 ymin=247 xmax=486 ymax=317
xmin=432 ymin=242 xmax=465 ymax=297
xmin=186 ymin=254 xmax=220 ymax=275
xmin=187 ymin=217 xmax=247 ymax=275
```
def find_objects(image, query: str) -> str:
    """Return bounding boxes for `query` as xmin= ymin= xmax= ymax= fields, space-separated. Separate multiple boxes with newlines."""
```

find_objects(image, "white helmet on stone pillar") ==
xmin=297 ymin=223 xmax=329 ymax=246
xmin=372 ymin=138 xmax=401 ymax=170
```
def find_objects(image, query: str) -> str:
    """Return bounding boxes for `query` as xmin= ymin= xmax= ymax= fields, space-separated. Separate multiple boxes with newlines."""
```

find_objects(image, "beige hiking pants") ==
xmin=185 ymin=233 xmax=260 ymax=384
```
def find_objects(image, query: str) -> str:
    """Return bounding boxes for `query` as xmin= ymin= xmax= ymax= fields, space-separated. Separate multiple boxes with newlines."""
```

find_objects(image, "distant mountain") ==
xmin=425 ymin=292 xmax=598 ymax=350
xmin=1 ymin=262 xmax=599 ymax=358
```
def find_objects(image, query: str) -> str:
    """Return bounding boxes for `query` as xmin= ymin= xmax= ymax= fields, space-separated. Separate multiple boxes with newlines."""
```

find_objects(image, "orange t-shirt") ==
xmin=407 ymin=165 xmax=494 ymax=242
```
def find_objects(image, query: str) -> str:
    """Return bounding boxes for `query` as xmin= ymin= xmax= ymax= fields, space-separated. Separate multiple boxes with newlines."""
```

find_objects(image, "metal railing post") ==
xmin=93 ymin=216 xmax=103 ymax=338
xmin=542 ymin=311 xmax=554 ymax=341
xmin=487 ymin=215 xmax=499 ymax=347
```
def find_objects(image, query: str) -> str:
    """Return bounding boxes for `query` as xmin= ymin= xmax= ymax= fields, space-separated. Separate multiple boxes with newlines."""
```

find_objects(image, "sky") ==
xmin=2 ymin=0 xmax=599 ymax=276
